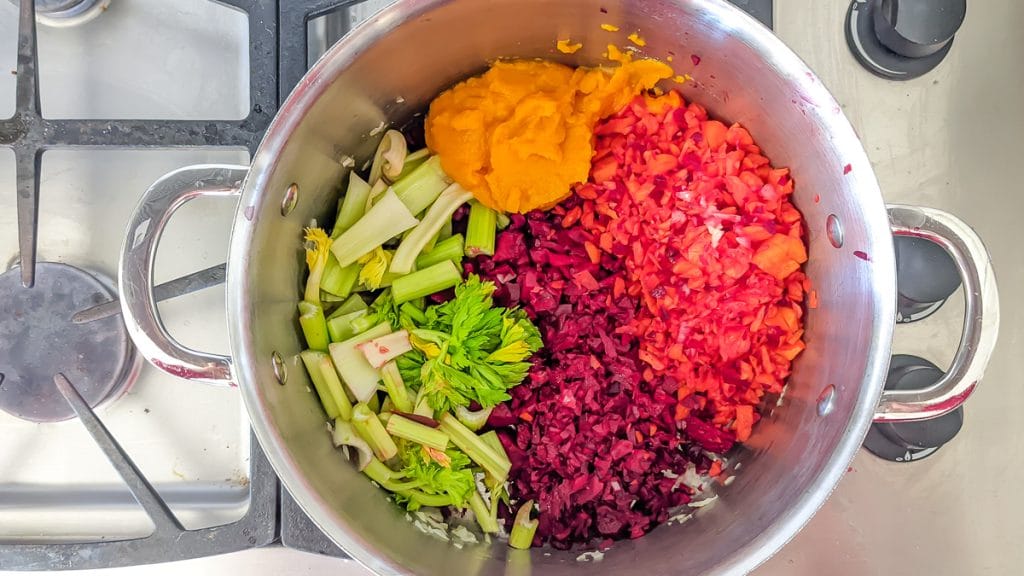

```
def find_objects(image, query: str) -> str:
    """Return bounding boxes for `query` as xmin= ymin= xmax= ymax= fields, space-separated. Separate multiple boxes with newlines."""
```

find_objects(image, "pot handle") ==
xmin=118 ymin=164 xmax=249 ymax=387
xmin=873 ymin=205 xmax=1000 ymax=422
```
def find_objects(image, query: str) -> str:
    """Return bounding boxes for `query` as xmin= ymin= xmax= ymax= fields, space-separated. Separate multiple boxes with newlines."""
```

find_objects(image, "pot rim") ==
xmin=226 ymin=0 xmax=897 ymax=573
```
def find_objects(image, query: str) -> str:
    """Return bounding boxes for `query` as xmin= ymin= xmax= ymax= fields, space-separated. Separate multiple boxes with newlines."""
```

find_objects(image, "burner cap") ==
xmin=0 ymin=262 xmax=138 ymax=422
xmin=863 ymin=355 xmax=963 ymax=462
xmin=846 ymin=0 xmax=965 ymax=81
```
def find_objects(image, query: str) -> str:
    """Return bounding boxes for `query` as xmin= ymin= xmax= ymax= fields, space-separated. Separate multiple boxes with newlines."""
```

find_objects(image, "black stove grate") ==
xmin=0 ymin=0 xmax=773 ymax=568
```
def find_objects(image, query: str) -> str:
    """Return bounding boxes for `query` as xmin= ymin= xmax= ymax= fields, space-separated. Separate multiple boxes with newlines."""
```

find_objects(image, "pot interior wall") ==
xmin=228 ymin=0 xmax=896 ymax=574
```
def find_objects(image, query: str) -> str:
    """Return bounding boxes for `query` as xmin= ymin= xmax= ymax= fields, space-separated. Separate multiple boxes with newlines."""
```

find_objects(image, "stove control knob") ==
xmin=895 ymin=235 xmax=960 ymax=323
xmin=846 ymin=0 xmax=967 ymax=80
xmin=863 ymin=355 xmax=964 ymax=462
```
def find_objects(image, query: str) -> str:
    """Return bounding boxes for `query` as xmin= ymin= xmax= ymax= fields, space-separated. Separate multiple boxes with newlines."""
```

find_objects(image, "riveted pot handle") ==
xmin=119 ymin=164 xmax=249 ymax=386
xmin=874 ymin=205 xmax=1001 ymax=422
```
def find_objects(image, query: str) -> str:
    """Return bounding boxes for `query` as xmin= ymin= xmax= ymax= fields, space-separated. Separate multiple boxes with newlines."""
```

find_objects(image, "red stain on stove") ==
xmin=843 ymin=163 xmax=852 ymax=175
xmin=690 ymin=54 xmax=701 ymax=66
xmin=847 ymin=466 xmax=856 ymax=473
xmin=853 ymin=250 xmax=871 ymax=262
xmin=243 ymin=205 xmax=256 ymax=221
xmin=813 ymin=193 xmax=820 ymax=204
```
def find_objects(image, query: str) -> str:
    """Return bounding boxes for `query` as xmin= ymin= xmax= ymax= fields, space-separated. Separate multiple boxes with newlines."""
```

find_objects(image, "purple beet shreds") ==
xmin=467 ymin=205 xmax=717 ymax=549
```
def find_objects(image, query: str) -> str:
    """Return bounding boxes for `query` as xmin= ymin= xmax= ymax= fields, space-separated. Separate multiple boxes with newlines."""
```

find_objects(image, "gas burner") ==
xmin=895 ymin=235 xmax=960 ymax=323
xmin=846 ymin=0 xmax=966 ymax=80
xmin=7 ymin=0 xmax=111 ymax=27
xmin=863 ymin=355 xmax=964 ymax=462
xmin=0 ymin=262 xmax=139 ymax=422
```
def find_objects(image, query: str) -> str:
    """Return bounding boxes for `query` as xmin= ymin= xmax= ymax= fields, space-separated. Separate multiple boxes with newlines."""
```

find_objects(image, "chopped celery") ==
xmin=391 ymin=184 xmax=473 ymax=275
xmin=298 ymin=301 xmax=329 ymax=352
xmin=415 ymin=233 xmax=464 ymax=270
xmin=391 ymin=155 xmax=453 ymax=216
xmin=329 ymin=294 xmax=367 ymax=318
xmin=367 ymin=392 xmax=381 ymax=414
xmin=365 ymin=179 xmax=388 ymax=212
xmin=349 ymin=314 xmax=380 ymax=336
xmin=319 ymin=291 xmax=346 ymax=303
xmin=320 ymin=254 xmax=359 ymax=299
xmin=399 ymin=302 xmax=427 ymax=325
xmin=303 ymin=228 xmax=332 ymax=306
xmin=400 ymin=490 xmax=452 ymax=508
xmin=299 ymin=350 xmax=339 ymax=419
xmin=437 ymin=217 xmax=454 ymax=241
xmin=357 ymin=330 xmax=413 ymax=368
xmin=455 ymin=405 xmax=494 ymax=432
xmin=469 ymin=491 xmax=499 ymax=534
xmin=413 ymin=387 xmax=434 ymax=418
xmin=509 ymin=501 xmax=538 ymax=549
xmin=327 ymin=310 xmax=367 ymax=343
xmin=380 ymin=361 xmax=414 ymax=413
xmin=439 ymin=413 xmax=510 ymax=482
xmin=328 ymin=322 xmax=392 ymax=403
xmin=465 ymin=201 xmax=497 ymax=257
xmin=496 ymin=211 xmax=511 ymax=230
xmin=332 ymin=173 xmax=371 ymax=239
xmin=391 ymin=260 xmax=461 ymax=305
xmin=352 ymin=403 xmax=398 ymax=461
xmin=479 ymin=431 xmax=511 ymax=472
xmin=386 ymin=414 xmax=449 ymax=451
xmin=396 ymin=148 xmax=430 ymax=181
xmin=318 ymin=355 xmax=353 ymax=420
xmin=332 ymin=419 xmax=373 ymax=469
xmin=369 ymin=130 xmax=407 ymax=185
xmin=332 ymin=189 xmax=419 ymax=267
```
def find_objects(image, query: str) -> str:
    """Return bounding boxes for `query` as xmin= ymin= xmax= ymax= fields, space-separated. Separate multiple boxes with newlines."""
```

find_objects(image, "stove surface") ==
xmin=1 ymin=0 xmax=1020 ymax=574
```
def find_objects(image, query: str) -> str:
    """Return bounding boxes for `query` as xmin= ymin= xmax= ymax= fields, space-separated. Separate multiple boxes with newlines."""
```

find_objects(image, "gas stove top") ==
xmin=0 ymin=1 xmax=1019 ymax=574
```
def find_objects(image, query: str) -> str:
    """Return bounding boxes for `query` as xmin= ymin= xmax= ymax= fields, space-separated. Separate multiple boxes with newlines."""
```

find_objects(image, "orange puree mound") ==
xmin=424 ymin=58 xmax=673 ymax=213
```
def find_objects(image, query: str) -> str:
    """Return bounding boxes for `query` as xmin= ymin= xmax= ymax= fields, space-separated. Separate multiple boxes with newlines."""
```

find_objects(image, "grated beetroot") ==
xmin=469 ymin=210 xmax=711 ymax=549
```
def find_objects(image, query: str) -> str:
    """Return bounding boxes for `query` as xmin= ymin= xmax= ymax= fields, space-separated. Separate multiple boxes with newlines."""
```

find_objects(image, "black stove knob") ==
xmin=846 ymin=0 xmax=967 ymax=80
xmin=863 ymin=355 xmax=964 ymax=462
xmin=895 ymin=235 xmax=960 ymax=322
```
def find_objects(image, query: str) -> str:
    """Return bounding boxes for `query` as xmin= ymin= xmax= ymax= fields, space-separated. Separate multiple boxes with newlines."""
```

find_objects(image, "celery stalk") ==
xmin=455 ymin=405 xmax=494 ymax=432
xmin=413 ymin=387 xmax=434 ymax=418
xmin=415 ymin=234 xmax=464 ymax=270
xmin=391 ymin=155 xmax=453 ymax=216
xmin=396 ymin=148 xmax=430 ymax=181
xmin=399 ymin=302 xmax=427 ymax=325
xmin=328 ymin=294 xmax=367 ymax=319
xmin=298 ymin=301 xmax=329 ymax=352
xmin=479 ymin=431 xmax=511 ymax=473
xmin=332 ymin=173 xmax=371 ymax=239
xmin=439 ymin=413 xmax=510 ymax=482
xmin=327 ymin=309 xmax=367 ymax=343
xmin=391 ymin=184 xmax=473 ymax=275
xmin=469 ymin=491 xmax=499 ymax=534
xmin=391 ymin=260 xmax=461 ymax=305
xmin=437 ymin=217 xmax=454 ymax=241
xmin=386 ymin=414 xmax=449 ymax=450
xmin=299 ymin=350 xmax=339 ymax=419
xmin=328 ymin=322 xmax=392 ymax=402
xmin=320 ymin=254 xmax=359 ymax=299
xmin=380 ymin=361 xmax=414 ymax=413
xmin=364 ymin=179 xmax=388 ymax=212
xmin=318 ymin=355 xmax=353 ymax=421
xmin=367 ymin=392 xmax=381 ymax=414
xmin=352 ymin=403 xmax=398 ymax=461
xmin=332 ymin=189 xmax=419 ymax=267
xmin=400 ymin=490 xmax=453 ymax=508
xmin=509 ymin=501 xmax=538 ymax=549
xmin=465 ymin=201 xmax=497 ymax=257
xmin=369 ymin=130 xmax=407 ymax=186
xmin=496 ymin=212 xmax=511 ymax=230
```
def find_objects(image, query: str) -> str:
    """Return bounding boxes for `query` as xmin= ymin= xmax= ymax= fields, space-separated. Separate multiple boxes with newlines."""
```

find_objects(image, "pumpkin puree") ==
xmin=424 ymin=55 xmax=673 ymax=213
